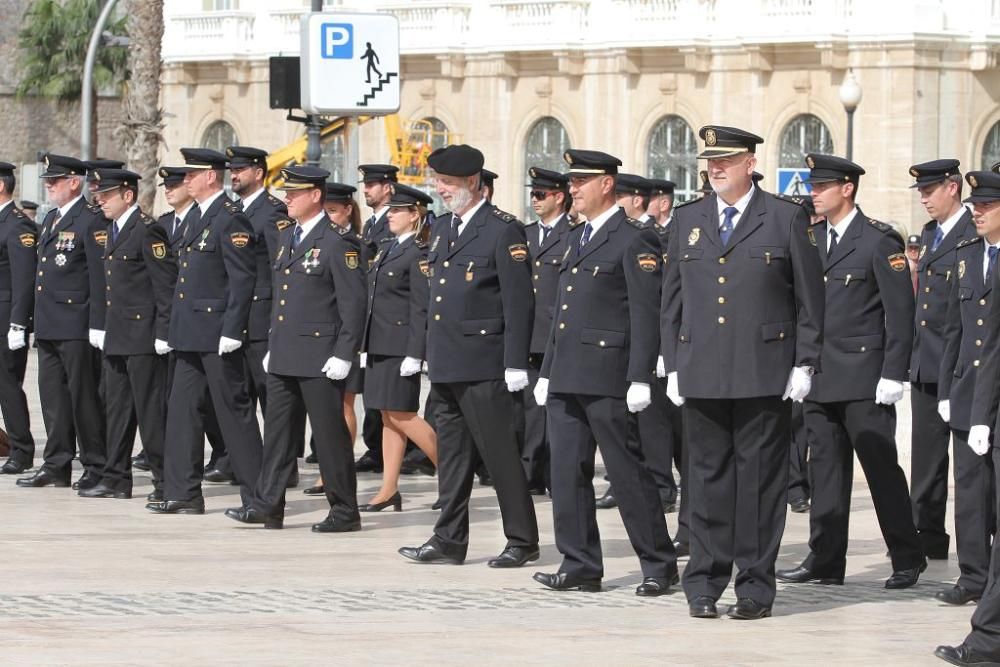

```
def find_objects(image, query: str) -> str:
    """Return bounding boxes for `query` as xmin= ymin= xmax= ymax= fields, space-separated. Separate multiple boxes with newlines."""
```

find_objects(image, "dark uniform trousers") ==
xmin=910 ymin=380 xmax=953 ymax=556
xmin=951 ymin=429 xmax=996 ymax=594
xmin=963 ymin=447 xmax=1000 ymax=659
xmin=523 ymin=354 xmax=549 ymax=489
xmin=0 ymin=343 xmax=32 ymax=465
xmin=787 ymin=403 xmax=810 ymax=503
xmin=103 ymin=354 xmax=166 ymax=487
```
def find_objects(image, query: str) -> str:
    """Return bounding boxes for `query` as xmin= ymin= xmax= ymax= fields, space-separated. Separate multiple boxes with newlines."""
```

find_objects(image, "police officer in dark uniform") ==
xmin=532 ymin=149 xmax=677 ymax=595
xmin=0 ymin=163 xmax=37 ymax=475
xmin=775 ymin=154 xmax=924 ymax=589
xmin=398 ymin=144 xmax=539 ymax=567
xmin=226 ymin=166 xmax=367 ymax=531
xmin=910 ymin=158 xmax=976 ymax=560
xmin=935 ymin=170 xmax=1000 ymax=667
xmin=18 ymin=154 xmax=107 ymax=489
xmin=522 ymin=167 xmax=572 ymax=495
xmin=81 ymin=169 xmax=175 ymax=499
xmin=19 ymin=200 xmax=38 ymax=223
xmin=146 ymin=148 xmax=262 ymax=515
xmin=661 ymin=126 xmax=825 ymax=619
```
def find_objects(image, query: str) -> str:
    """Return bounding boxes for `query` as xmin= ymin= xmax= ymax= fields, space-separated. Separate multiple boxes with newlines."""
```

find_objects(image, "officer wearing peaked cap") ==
xmin=398 ymin=143 xmax=539 ymax=567
xmin=909 ymin=158 xmax=976 ymax=560
xmin=661 ymin=126 xmax=825 ymax=619
xmin=481 ymin=168 xmax=498 ymax=202
xmin=775 ymin=154 xmax=925 ymax=590
xmin=19 ymin=200 xmax=38 ymax=223
xmin=18 ymin=153 xmax=108 ymax=490
xmin=147 ymin=147 xmax=262 ymax=516
xmin=0 ymin=162 xmax=37 ymax=476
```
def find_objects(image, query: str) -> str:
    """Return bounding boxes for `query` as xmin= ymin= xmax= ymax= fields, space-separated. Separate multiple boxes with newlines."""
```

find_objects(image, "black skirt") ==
xmin=345 ymin=358 xmax=364 ymax=395
xmin=363 ymin=354 xmax=421 ymax=412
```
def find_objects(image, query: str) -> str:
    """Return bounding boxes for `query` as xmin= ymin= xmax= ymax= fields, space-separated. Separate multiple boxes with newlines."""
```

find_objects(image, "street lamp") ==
xmin=839 ymin=69 xmax=863 ymax=162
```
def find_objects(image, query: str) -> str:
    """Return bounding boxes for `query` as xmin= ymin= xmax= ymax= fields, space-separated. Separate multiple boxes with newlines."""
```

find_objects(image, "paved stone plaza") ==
xmin=0 ymin=358 xmax=978 ymax=665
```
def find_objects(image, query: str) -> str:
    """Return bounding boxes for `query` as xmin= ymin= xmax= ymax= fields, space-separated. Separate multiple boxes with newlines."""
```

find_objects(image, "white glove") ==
xmin=656 ymin=355 xmax=666 ymax=379
xmin=262 ymin=351 xmax=269 ymax=373
xmin=666 ymin=371 xmax=685 ymax=407
xmin=874 ymin=378 xmax=905 ymax=406
xmin=533 ymin=377 xmax=549 ymax=407
xmin=399 ymin=356 xmax=422 ymax=377
xmin=505 ymin=368 xmax=529 ymax=392
xmin=782 ymin=366 xmax=812 ymax=402
xmin=7 ymin=327 xmax=25 ymax=351
xmin=626 ymin=382 xmax=652 ymax=413
xmin=218 ymin=336 xmax=242 ymax=355
xmin=937 ymin=400 xmax=951 ymax=424
xmin=359 ymin=352 xmax=368 ymax=367
xmin=321 ymin=356 xmax=351 ymax=380
xmin=154 ymin=339 xmax=172 ymax=355
xmin=969 ymin=425 xmax=991 ymax=456
xmin=88 ymin=328 xmax=105 ymax=351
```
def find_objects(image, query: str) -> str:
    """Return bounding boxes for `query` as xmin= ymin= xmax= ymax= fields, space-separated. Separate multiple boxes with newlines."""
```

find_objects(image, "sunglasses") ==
xmin=530 ymin=190 xmax=553 ymax=200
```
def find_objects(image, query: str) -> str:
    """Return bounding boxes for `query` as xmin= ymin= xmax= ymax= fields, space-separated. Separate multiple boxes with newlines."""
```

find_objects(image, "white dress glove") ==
xmin=505 ymin=368 xmax=529 ymax=392
xmin=7 ymin=327 xmax=25 ymax=351
xmin=262 ymin=351 xmax=270 ymax=373
xmin=782 ymin=366 xmax=812 ymax=402
xmin=321 ymin=356 xmax=351 ymax=380
xmin=969 ymin=425 xmax=991 ymax=456
xmin=656 ymin=355 xmax=666 ymax=379
xmin=399 ymin=356 xmax=422 ymax=377
xmin=937 ymin=400 xmax=951 ymax=424
xmin=874 ymin=378 xmax=905 ymax=406
xmin=154 ymin=339 xmax=172 ymax=355
xmin=359 ymin=352 xmax=367 ymax=368
xmin=533 ymin=377 xmax=549 ymax=407
xmin=88 ymin=328 xmax=105 ymax=351
xmin=218 ymin=336 xmax=242 ymax=355
xmin=666 ymin=371 xmax=685 ymax=407
xmin=626 ymin=382 xmax=652 ymax=413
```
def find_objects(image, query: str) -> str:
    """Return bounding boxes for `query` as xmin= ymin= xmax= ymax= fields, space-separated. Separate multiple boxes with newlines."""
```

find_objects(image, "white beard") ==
xmin=444 ymin=186 xmax=473 ymax=214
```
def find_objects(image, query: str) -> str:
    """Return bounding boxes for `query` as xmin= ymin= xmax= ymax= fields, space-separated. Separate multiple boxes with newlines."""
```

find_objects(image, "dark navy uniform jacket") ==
xmin=661 ymin=189 xmax=825 ymax=399
xmin=0 ymin=203 xmax=37 ymax=330
xmin=526 ymin=213 xmax=572 ymax=355
xmin=34 ymin=197 xmax=108 ymax=340
xmin=243 ymin=191 xmax=292 ymax=343
xmin=425 ymin=203 xmax=533 ymax=383
xmin=540 ymin=208 xmax=662 ymax=398
xmin=362 ymin=235 xmax=429 ymax=360
xmin=157 ymin=205 xmax=198 ymax=255
xmin=362 ymin=209 xmax=391 ymax=256
xmin=268 ymin=215 xmax=367 ymax=378
xmin=941 ymin=236 xmax=994 ymax=431
xmin=167 ymin=194 xmax=256 ymax=353
xmin=103 ymin=207 xmax=177 ymax=356
xmin=911 ymin=209 xmax=975 ymax=383
xmin=807 ymin=209 xmax=914 ymax=403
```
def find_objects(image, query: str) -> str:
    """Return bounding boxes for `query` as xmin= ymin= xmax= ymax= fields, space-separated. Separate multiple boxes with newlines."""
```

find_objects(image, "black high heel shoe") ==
xmin=303 ymin=484 xmax=325 ymax=495
xmin=359 ymin=491 xmax=402 ymax=512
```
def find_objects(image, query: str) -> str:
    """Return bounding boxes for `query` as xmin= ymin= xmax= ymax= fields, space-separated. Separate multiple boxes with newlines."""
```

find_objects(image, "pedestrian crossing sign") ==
xmin=776 ymin=169 xmax=812 ymax=197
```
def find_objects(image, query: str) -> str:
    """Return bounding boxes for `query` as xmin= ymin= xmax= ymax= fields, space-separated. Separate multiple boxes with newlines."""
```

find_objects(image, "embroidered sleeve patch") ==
xmin=345 ymin=251 xmax=359 ymax=269
xmin=230 ymin=232 xmax=250 ymax=248
xmin=888 ymin=253 xmax=907 ymax=272
xmin=19 ymin=233 xmax=35 ymax=248
xmin=93 ymin=230 xmax=108 ymax=247
xmin=508 ymin=244 xmax=528 ymax=262
xmin=276 ymin=218 xmax=292 ymax=231
xmin=418 ymin=259 xmax=430 ymax=277
xmin=637 ymin=253 xmax=658 ymax=272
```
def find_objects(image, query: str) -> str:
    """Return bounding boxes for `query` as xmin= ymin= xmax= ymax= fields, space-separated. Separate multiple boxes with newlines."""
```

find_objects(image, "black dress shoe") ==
xmin=488 ymin=545 xmax=540 ymax=568
xmin=131 ymin=452 xmax=151 ymax=472
xmin=16 ymin=469 xmax=70 ymax=488
xmin=72 ymin=471 xmax=101 ymax=491
xmin=354 ymin=453 xmax=383 ymax=473
xmin=398 ymin=541 xmax=465 ymax=564
xmin=532 ymin=571 xmax=601 ymax=592
xmin=145 ymin=498 xmax=205 ymax=514
xmin=286 ymin=469 xmax=299 ymax=488
xmin=413 ymin=459 xmax=437 ymax=477
xmin=311 ymin=516 xmax=362 ymax=533
xmin=934 ymin=644 xmax=1000 ymax=666
xmin=789 ymin=497 xmax=811 ymax=513
xmin=78 ymin=481 xmax=132 ymax=499
xmin=635 ymin=573 xmax=679 ymax=597
xmin=303 ymin=484 xmax=325 ymax=495
xmin=673 ymin=540 xmax=690 ymax=558
xmin=360 ymin=491 xmax=402 ymax=512
xmin=728 ymin=597 xmax=772 ymax=620
xmin=477 ymin=472 xmax=493 ymax=486
xmin=304 ymin=452 xmax=318 ymax=464
xmin=527 ymin=485 xmax=548 ymax=496
xmin=147 ymin=488 xmax=164 ymax=502
xmin=595 ymin=488 xmax=618 ymax=509
xmin=399 ymin=461 xmax=418 ymax=475
xmin=431 ymin=498 xmax=443 ymax=510
xmin=885 ymin=560 xmax=927 ymax=589
xmin=775 ymin=564 xmax=844 ymax=585
xmin=225 ymin=506 xmax=283 ymax=529
xmin=1 ymin=459 xmax=29 ymax=474
xmin=936 ymin=585 xmax=981 ymax=606
xmin=689 ymin=596 xmax=718 ymax=618
xmin=203 ymin=468 xmax=233 ymax=484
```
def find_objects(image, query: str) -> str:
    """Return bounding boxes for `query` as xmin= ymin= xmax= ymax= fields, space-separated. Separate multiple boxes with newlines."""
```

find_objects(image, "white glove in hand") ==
xmin=937 ymin=400 xmax=951 ymax=424
xmin=321 ymin=356 xmax=351 ymax=380
xmin=782 ymin=366 xmax=812 ymax=402
xmin=218 ymin=336 xmax=242 ymax=355
xmin=666 ymin=371 xmax=685 ymax=407
xmin=969 ymin=425 xmax=991 ymax=456
xmin=7 ymin=327 xmax=25 ymax=351
xmin=626 ymin=382 xmax=652 ymax=413
xmin=505 ymin=368 xmax=529 ymax=392
xmin=874 ymin=378 xmax=905 ymax=406
xmin=656 ymin=355 xmax=666 ymax=379
xmin=533 ymin=377 xmax=549 ymax=407
xmin=89 ymin=328 xmax=105 ymax=351
xmin=262 ymin=351 xmax=270 ymax=373
xmin=399 ymin=356 xmax=422 ymax=377
xmin=154 ymin=339 xmax=172 ymax=355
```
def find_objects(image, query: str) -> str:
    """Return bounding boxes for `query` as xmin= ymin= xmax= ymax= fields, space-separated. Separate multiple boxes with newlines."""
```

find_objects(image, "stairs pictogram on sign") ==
xmin=357 ymin=72 xmax=398 ymax=107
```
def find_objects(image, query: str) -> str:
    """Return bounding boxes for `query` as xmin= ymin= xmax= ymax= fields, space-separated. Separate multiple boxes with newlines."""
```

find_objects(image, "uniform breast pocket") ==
xmin=299 ymin=322 xmax=338 ymax=338
xmin=581 ymin=328 xmax=626 ymax=348
xmin=461 ymin=317 xmax=503 ymax=336
xmin=959 ymin=287 xmax=974 ymax=301
xmin=749 ymin=246 xmax=787 ymax=265
xmin=761 ymin=321 xmax=794 ymax=342
xmin=579 ymin=260 xmax=617 ymax=277
xmin=838 ymin=333 xmax=883 ymax=353
xmin=192 ymin=298 xmax=225 ymax=314
xmin=679 ymin=248 xmax=703 ymax=262
xmin=194 ymin=240 xmax=217 ymax=253
xmin=456 ymin=254 xmax=489 ymax=272
xmin=829 ymin=268 xmax=867 ymax=286
xmin=53 ymin=290 xmax=85 ymax=305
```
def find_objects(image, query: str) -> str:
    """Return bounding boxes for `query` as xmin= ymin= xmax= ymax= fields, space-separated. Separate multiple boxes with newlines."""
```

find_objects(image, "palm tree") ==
xmin=16 ymin=0 xmax=129 ymax=155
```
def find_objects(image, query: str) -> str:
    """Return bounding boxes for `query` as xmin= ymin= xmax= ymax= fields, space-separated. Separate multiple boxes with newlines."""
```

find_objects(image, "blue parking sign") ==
xmin=321 ymin=23 xmax=353 ymax=59
xmin=776 ymin=168 xmax=811 ymax=197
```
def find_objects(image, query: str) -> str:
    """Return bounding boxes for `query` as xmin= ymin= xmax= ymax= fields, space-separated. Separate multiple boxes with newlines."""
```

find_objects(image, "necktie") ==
xmin=541 ymin=225 xmax=552 ymax=244
xmin=720 ymin=206 xmax=737 ymax=245
xmin=988 ymin=246 xmax=998 ymax=285
xmin=828 ymin=228 xmax=839 ymax=258
xmin=112 ymin=222 xmax=119 ymax=244
xmin=44 ymin=210 xmax=61 ymax=243
xmin=577 ymin=222 xmax=593 ymax=254
xmin=172 ymin=215 xmax=181 ymax=239
xmin=931 ymin=225 xmax=944 ymax=252
xmin=364 ymin=215 xmax=376 ymax=237
xmin=449 ymin=215 xmax=460 ymax=248
xmin=292 ymin=224 xmax=303 ymax=249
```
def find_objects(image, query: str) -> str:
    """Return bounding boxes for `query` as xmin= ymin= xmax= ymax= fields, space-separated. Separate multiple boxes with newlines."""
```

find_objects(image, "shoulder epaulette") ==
xmin=627 ymin=217 xmax=649 ymax=229
xmin=567 ymin=216 xmax=584 ymax=228
xmin=673 ymin=197 xmax=699 ymax=210
xmin=809 ymin=218 xmax=825 ymax=227
xmin=331 ymin=222 xmax=349 ymax=235
xmin=523 ymin=220 xmax=538 ymax=228
xmin=86 ymin=201 xmax=103 ymax=213
xmin=414 ymin=237 xmax=428 ymax=249
xmin=12 ymin=208 xmax=27 ymax=220
xmin=867 ymin=218 xmax=894 ymax=234
xmin=157 ymin=211 xmax=172 ymax=222
xmin=922 ymin=219 xmax=937 ymax=230
xmin=492 ymin=205 xmax=517 ymax=223
xmin=957 ymin=236 xmax=983 ymax=250
xmin=776 ymin=194 xmax=810 ymax=207
xmin=267 ymin=193 xmax=284 ymax=208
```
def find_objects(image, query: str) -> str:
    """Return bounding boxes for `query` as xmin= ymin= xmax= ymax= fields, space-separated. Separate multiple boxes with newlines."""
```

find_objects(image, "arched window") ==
xmin=421 ymin=116 xmax=449 ymax=152
xmin=647 ymin=115 xmax=698 ymax=203
xmin=779 ymin=114 xmax=833 ymax=168
xmin=982 ymin=121 xmax=1000 ymax=170
xmin=200 ymin=120 xmax=238 ymax=153
xmin=523 ymin=116 xmax=571 ymax=219
xmin=320 ymin=133 xmax=345 ymax=184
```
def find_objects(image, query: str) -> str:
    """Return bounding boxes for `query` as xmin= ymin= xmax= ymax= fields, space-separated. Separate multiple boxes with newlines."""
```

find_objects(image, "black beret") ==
xmin=528 ymin=166 xmax=568 ymax=190
xmin=91 ymin=168 xmax=141 ymax=193
xmin=804 ymin=153 xmax=865 ymax=184
xmin=908 ymin=159 xmax=961 ymax=188
xmin=226 ymin=146 xmax=269 ymax=169
xmin=158 ymin=166 xmax=188 ymax=187
xmin=324 ymin=182 xmax=357 ymax=201
xmin=40 ymin=153 xmax=87 ymax=178
xmin=563 ymin=149 xmax=621 ymax=176
xmin=647 ymin=178 xmax=675 ymax=196
xmin=616 ymin=173 xmax=652 ymax=196
xmin=389 ymin=183 xmax=434 ymax=207
xmin=279 ymin=165 xmax=329 ymax=191
xmin=698 ymin=125 xmax=763 ymax=159
xmin=358 ymin=164 xmax=399 ymax=183
xmin=964 ymin=171 xmax=1000 ymax=203
xmin=180 ymin=147 xmax=227 ymax=170
xmin=427 ymin=145 xmax=484 ymax=178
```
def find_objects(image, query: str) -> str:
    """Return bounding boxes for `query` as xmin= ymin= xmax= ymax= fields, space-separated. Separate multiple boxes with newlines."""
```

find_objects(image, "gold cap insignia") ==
xmin=806 ymin=156 xmax=815 ymax=169
xmin=970 ymin=175 xmax=979 ymax=188
xmin=226 ymin=148 xmax=234 ymax=158
xmin=704 ymin=129 xmax=717 ymax=147
xmin=909 ymin=167 xmax=919 ymax=178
